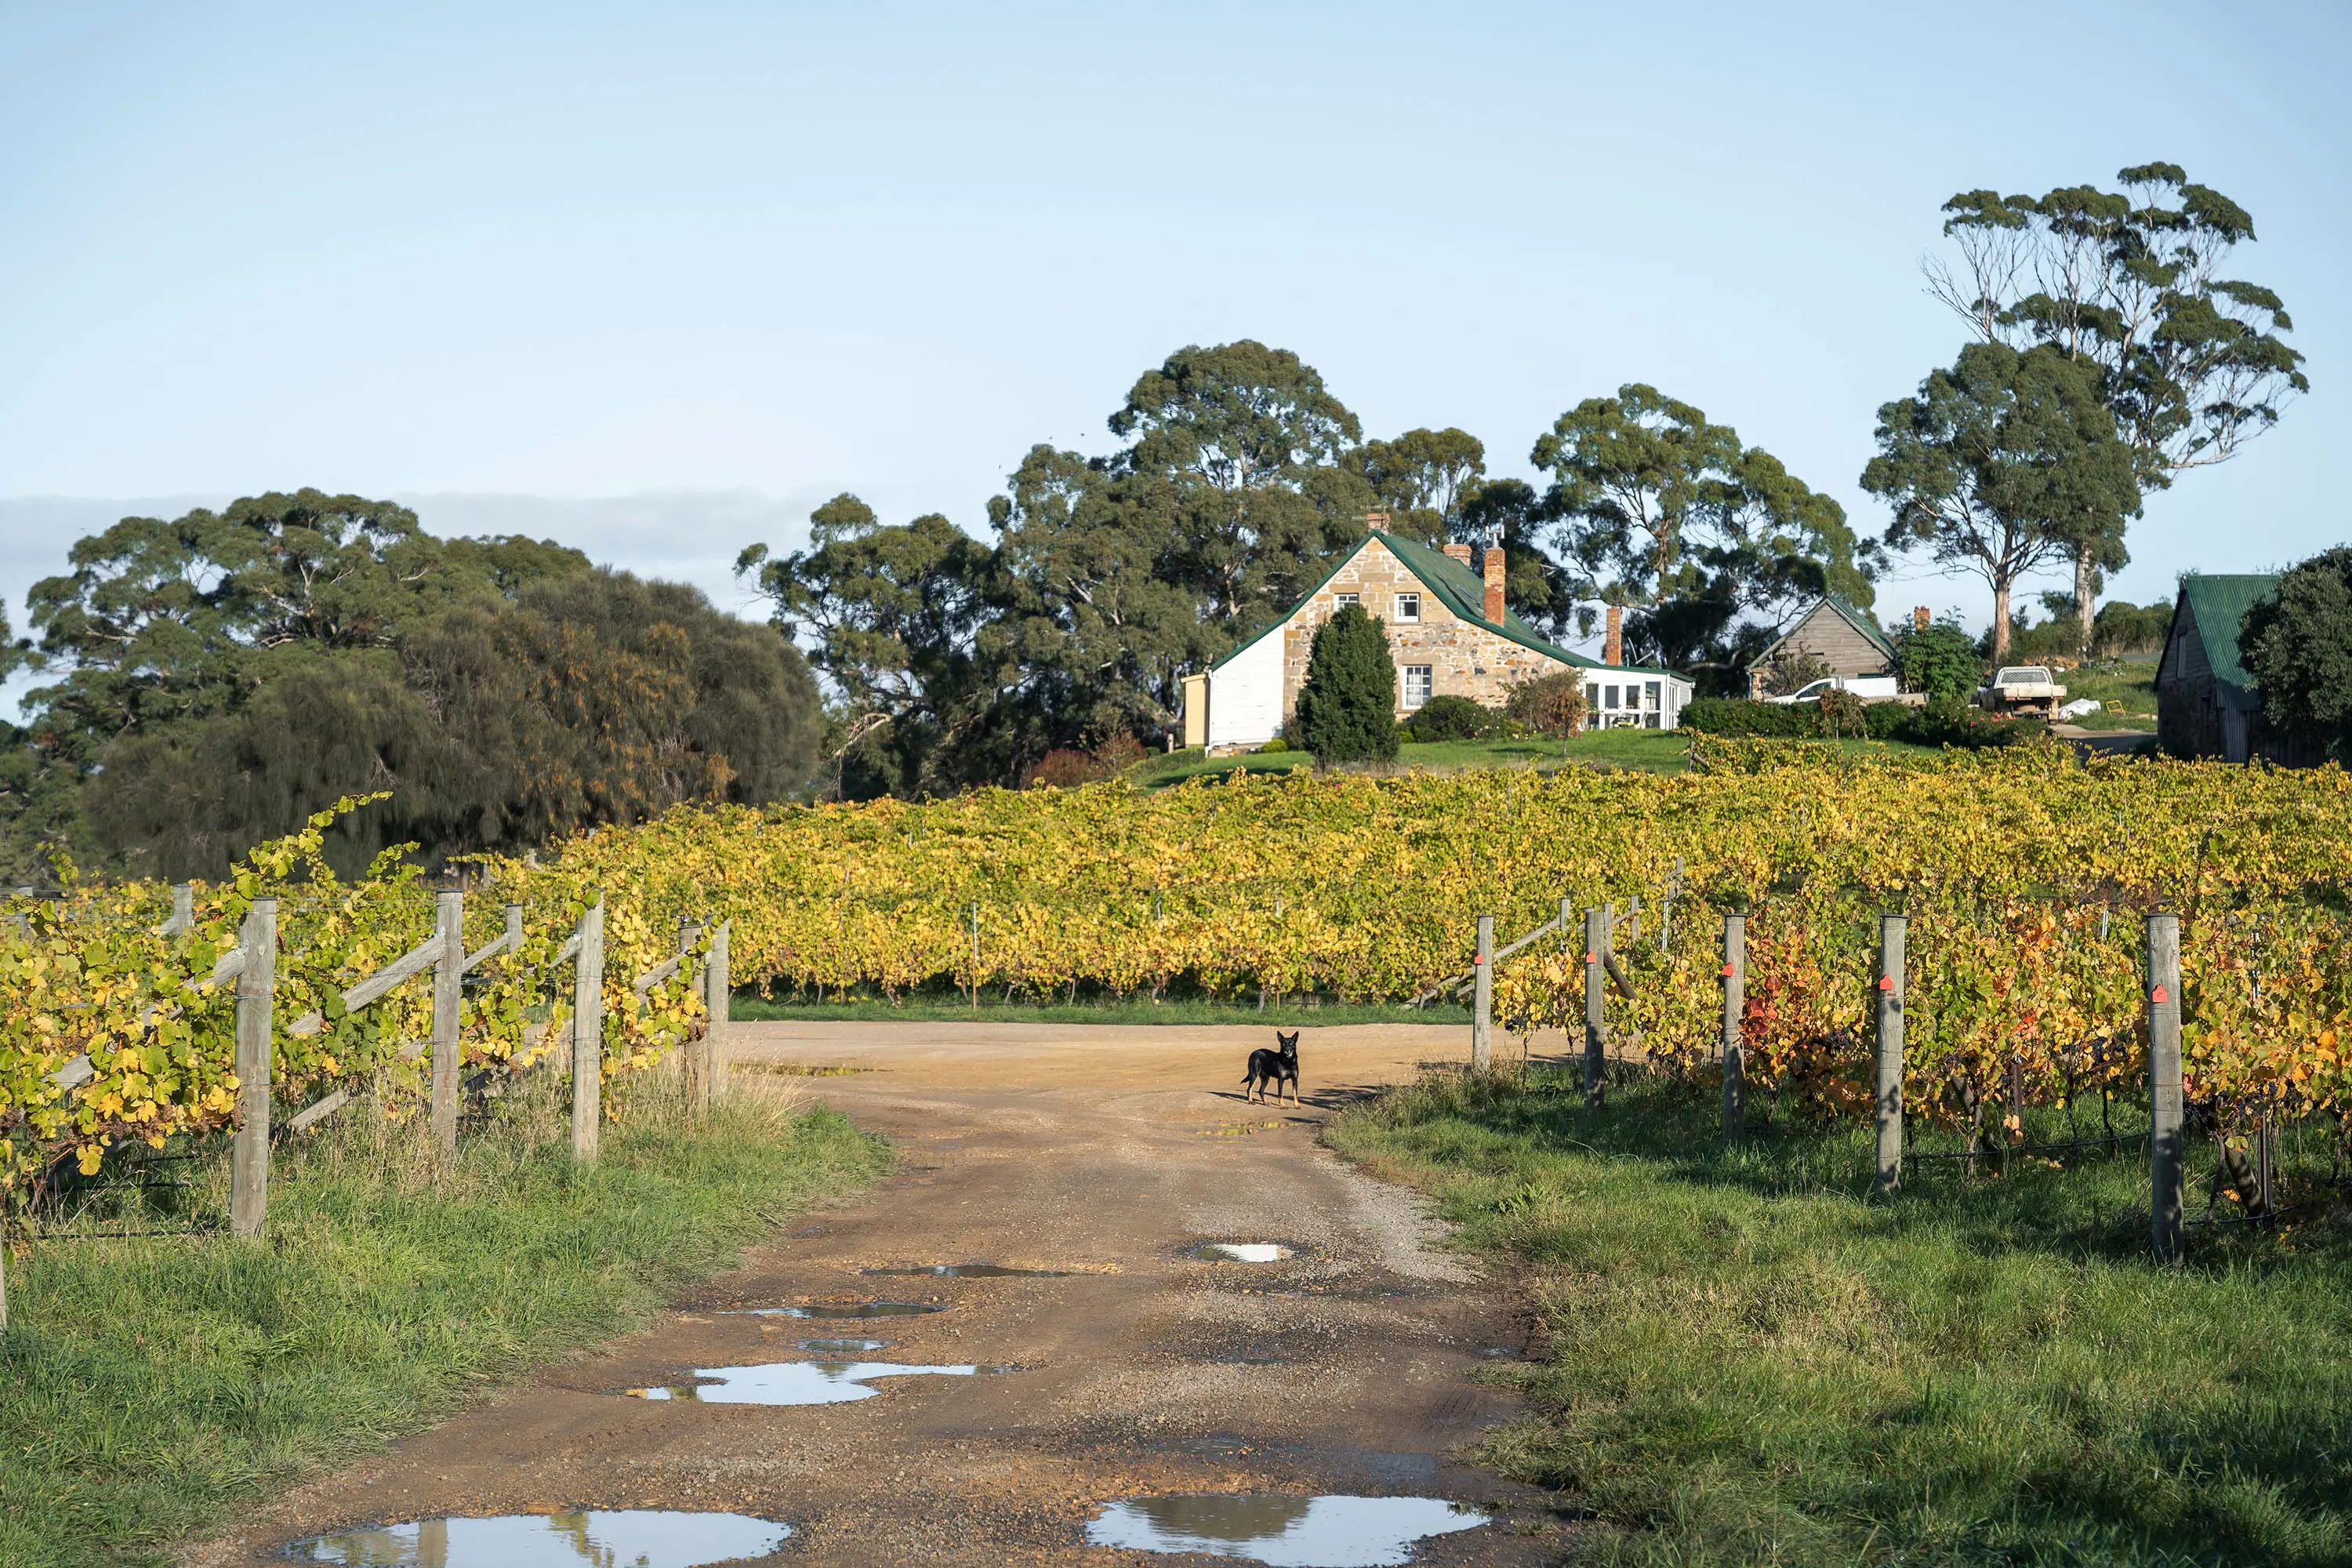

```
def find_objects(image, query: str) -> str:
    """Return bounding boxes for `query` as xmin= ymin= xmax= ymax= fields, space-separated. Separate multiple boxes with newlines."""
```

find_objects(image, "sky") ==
xmin=2 ymin=0 xmax=2346 ymax=694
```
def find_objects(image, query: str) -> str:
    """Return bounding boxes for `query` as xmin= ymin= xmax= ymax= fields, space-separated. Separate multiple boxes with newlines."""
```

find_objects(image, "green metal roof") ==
xmin=2169 ymin=573 xmax=2280 ymax=706
xmin=1210 ymin=531 xmax=1688 ymax=681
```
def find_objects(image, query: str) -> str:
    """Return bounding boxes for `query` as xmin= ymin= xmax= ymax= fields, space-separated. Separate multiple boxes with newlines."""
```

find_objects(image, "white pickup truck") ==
xmin=1767 ymin=675 xmax=1901 ymax=706
xmin=1976 ymin=666 xmax=2067 ymax=717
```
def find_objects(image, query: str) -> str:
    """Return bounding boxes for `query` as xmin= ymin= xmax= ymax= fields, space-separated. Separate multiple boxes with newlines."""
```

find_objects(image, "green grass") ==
xmin=1329 ymin=1068 xmax=2352 ymax=1567
xmin=2057 ymin=659 xmax=2160 ymax=731
xmin=733 ymin=987 xmax=1469 ymax=1027
xmin=0 ymin=1076 xmax=890 ymax=1568
xmin=1133 ymin=731 xmax=1698 ymax=787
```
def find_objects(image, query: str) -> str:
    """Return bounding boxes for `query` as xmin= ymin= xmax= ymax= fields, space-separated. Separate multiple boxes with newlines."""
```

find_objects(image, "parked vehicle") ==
xmin=1977 ymin=666 xmax=2067 ymax=717
xmin=1766 ymin=675 xmax=1901 ymax=706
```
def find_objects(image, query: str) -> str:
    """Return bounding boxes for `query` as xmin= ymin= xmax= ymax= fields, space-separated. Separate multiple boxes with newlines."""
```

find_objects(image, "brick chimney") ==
xmin=1913 ymin=605 xmax=1931 ymax=632
xmin=1364 ymin=510 xmax=1388 ymax=534
xmin=1604 ymin=604 xmax=1624 ymax=666
xmin=1482 ymin=543 xmax=1506 ymax=623
xmin=1443 ymin=542 xmax=1473 ymax=566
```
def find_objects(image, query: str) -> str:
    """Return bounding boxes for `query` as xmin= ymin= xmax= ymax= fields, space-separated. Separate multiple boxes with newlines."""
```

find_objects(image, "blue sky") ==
xmin=2 ymin=0 xmax=2344 ymax=668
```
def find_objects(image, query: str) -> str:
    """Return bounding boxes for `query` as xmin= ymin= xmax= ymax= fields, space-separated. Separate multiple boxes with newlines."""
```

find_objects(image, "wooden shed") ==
xmin=1745 ymin=596 xmax=1898 ymax=698
xmin=2155 ymin=574 xmax=2325 ymax=765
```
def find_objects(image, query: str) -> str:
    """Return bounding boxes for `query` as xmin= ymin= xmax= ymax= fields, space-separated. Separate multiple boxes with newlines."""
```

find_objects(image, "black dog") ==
xmin=1243 ymin=1030 xmax=1301 ymax=1105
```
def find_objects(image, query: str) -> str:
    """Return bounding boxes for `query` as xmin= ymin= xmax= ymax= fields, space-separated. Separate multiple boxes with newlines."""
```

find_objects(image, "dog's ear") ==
xmin=1277 ymin=1030 xmax=1298 ymax=1047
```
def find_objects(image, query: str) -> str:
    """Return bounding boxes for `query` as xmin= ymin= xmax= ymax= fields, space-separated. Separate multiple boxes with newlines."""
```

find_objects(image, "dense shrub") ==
xmin=1403 ymin=695 xmax=1503 ymax=742
xmin=1506 ymin=673 xmax=1588 ymax=738
xmin=1681 ymin=698 xmax=1818 ymax=738
xmin=1256 ymin=735 xmax=1290 ymax=753
xmin=2243 ymin=547 xmax=2352 ymax=762
xmin=1294 ymin=604 xmax=1400 ymax=764
xmin=1817 ymin=688 xmax=1867 ymax=738
xmin=1892 ymin=619 xmax=1983 ymax=703
xmin=1025 ymin=748 xmax=1104 ymax=788
xmin=1093 ymin=733 xmax=1146 ymax=773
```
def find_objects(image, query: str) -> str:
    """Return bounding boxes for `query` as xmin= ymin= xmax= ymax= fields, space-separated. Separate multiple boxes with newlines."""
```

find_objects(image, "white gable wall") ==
xmin=1206 ymin=630 xmax=1283 ymax=749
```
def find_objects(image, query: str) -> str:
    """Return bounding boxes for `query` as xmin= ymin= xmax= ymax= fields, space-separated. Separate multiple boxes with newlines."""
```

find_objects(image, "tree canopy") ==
xmin=1926 ymin=163 xmax=2306 ymax=644
xmin=2242 ymin=549 xmax=2352 ymax=763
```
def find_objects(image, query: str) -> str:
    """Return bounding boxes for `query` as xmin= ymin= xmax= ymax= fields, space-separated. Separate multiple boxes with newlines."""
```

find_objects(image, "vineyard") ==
xmin=5 ymin=740 xmax=2350 ymax=1203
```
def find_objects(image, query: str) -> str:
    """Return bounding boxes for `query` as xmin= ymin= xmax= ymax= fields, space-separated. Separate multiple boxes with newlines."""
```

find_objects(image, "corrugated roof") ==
xmin=1211 ymin=531 xmax=1688 ymax=681
xmin=2175 ymin=572 xmax=2279 ymax=705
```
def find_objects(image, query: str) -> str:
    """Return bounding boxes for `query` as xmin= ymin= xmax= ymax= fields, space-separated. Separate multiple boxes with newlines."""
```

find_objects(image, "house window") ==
xmin=1402 ymin=665 xmax=1433 ymax=709
xmin=1605 ymin=684 xmax=1621 ymax=710
xmin=1644 ymin=713 xmax=1661 ymax=730
xmin=1645 ymin=681 xmax=1661 ymax=710
xmin=1394 ymin=592 xmax=1421 ymax=622
xmin=1333 ymin=592 xmax=1359 ymax=610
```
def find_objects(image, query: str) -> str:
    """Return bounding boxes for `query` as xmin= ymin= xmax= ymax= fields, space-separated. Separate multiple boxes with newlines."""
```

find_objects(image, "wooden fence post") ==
xmin=503 ymin=902 xmax=524 ymax=960
xmin=572 ymin=897 xmax=605 ymax=1165
xmin=1471 ymin=914 xmax=1494 ymax=1071
xmin=1873 ymin=912 xmax=1906 ymax=1197
xmin=168 ymin=882 xmax=194 ymax=937
xmin=430 ymin=890 xmax=463 ymax=1173
xmin=1583 ymin=908 xmax=1606 ymax=1108
xmin=2148 ymin=912 xmax=2183 ymax=1263
xmin=230 ymin=898 xmax=277 ymax=1239
xmin=970 ymin=901 xmax=981 ymax=1015
xmin=678 ymin=919 xmax=707 ymax=1115
xmin=1722 ymin=910 xmax=1745 ymax=1142
xmin=706 ymin=920 xmax=731 ymax=1102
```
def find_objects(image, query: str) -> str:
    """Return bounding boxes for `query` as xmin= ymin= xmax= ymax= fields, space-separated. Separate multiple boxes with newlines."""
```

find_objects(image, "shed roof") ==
xmin=1210 ymin=531 xmax=1688 ymax=682
xmin=2165 ymin=573 xmax=2279 ymax=706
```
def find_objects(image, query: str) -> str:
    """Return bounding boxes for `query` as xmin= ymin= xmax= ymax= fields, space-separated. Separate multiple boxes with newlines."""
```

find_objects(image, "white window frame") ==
xmin=1402 ymin=664 xmax=1433 ymax=710
xmin=1393 ymin=591 xmax=1421 ymax=623
xmin=1332 ymin=591 xmax=1359 ymax=609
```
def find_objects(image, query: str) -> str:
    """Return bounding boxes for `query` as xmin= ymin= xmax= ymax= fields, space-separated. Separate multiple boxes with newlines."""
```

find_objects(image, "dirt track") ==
xmin=196 ymin=1022 xmax=1566 ymax=1566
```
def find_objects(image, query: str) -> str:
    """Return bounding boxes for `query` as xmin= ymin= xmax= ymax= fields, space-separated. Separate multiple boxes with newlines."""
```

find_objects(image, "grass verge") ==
xmin=0 ymin=1075 xmax=889 ymax=1568
xmin=1327 ymin=1067 xmax=2352 ymax=1566
xmin=733 ymin=989 xmax=1469 ymax=1028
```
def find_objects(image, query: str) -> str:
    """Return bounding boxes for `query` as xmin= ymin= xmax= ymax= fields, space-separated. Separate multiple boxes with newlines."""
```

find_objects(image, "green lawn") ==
xmin=2058 ymin=658 xmax=2161 ymax=731
xmin=1329 ymin=1069 xmax=2352 ymax=1567
xmin=0 ymin=1077 xmax=888 ymax=1568
xmin=733 ymin=989 xmax=1469 ymax=1027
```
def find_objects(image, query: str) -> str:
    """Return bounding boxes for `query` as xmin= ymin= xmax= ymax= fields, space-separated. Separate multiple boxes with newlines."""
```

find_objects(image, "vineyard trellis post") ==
xmin=1583 ymin=909 xmax=1606 ymax=1109
xmin=166 ymin=882 xmax=194 ymax=937
xmin=430 ymin=890 xmax=463 ymax=1174
xmin=2148 ymin=912 xmax=2184 ymax=1263
xmin=1471 ymin=915 xmax=1494 ymax=1071
xmin=230 ymin=898 xmax=278 ymax=1239
xmin=1722 ymin=911 xmax=1745 ymax=1142
xmin=572 ymin=896 xmax=606 ymax=1165
xmin=705 ymin=920 xmax=730 ymax=1103
xmin=1872 ymin=913 xmax=1906 ymax=1198
xmin=679 ymin=919 xmax=706 ymax=1114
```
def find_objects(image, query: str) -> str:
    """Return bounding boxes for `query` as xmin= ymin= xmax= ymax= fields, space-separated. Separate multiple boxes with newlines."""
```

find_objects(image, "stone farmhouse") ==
xmin=1180 ymin=521 xmax=1693 ymax=752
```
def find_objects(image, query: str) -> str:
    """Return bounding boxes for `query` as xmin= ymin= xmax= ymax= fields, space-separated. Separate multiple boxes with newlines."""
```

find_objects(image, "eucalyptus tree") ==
xmin=1862 ymin=343 xmax=2140 ymax=663
xmin=1926 ymin=163 xmax=2306 ymax=646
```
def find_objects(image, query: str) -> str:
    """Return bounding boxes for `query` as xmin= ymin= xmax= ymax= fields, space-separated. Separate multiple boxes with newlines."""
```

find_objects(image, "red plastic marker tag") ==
xmin=2152 ymin=983 xmax=2169 ymax=1004
xmin=1720 ymin=964 xmax=1734 ymax=977
xmin=1878 ymin=974 xmax=1893 ymax=992
xmin=1472 ymin=954 xmax=1484 ymax=965
xmin=1584 ymin=951 xmax=1596 ymax=965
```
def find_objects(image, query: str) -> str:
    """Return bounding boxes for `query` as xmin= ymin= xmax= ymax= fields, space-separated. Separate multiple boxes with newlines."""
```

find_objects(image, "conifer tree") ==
xmin=1292 ymin=604 xmax=1398 ymax=764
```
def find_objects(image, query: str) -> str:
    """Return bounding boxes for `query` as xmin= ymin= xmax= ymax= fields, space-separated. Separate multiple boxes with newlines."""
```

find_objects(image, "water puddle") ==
xmin=1186 ymin=1242 xmax=1294 ymax=1264
xmin=628 ymin=1359 xmax=976 ymax=1405
xmin=726 ymin=1301 xmax=946 ymax=1319
xmin=794 ymin=1337 xmax=891 ymax=1353
xmin=285 ymin=1509 xmax=790 ymax=1566
xmin=1086 ymin=1495 xmax=1488 ymax=1566
xmin=859 ymin=1263 xmax=1070 ymax=1278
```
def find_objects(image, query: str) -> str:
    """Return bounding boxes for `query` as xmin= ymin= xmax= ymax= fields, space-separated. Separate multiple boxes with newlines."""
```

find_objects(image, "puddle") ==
xmin=1086 ymin=1495 xmax=1488 ymax=1567
xmin=285 ymin=1509 xmax=789 ymax=1566
xmin=860 ymin=1263 xmax=1070 ymax=1278
xmin=628 ymin=1360 xmax=977 ymax=1405
xmin=727 ymin=1301 xmax=946 ymax=1319
xmin=795 ymin=1337 xmax=891 ymax=1352
xmin=1186 ymin=1242 xmax=1293 ymax=1264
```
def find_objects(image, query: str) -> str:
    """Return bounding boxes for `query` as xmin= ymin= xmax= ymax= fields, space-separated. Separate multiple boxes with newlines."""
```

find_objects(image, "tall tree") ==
xmin=1926 ymin=164 xmax=2307 ymax=646
xmin=1344 ymin=427 xmax=1485 ymax=544
xmin=984 ymin=445 xmax=1211 ymax=763
xmin=1530 ymin=384 xmax=1875 ymax=669
xmin=2241 ymin=548 xmax=2352 ymax=762
xmin=1107 ymin=341 xmax=1370 ymax=630
xmin=1291 ymin=604 xmax=1398 ymax=764
xmin=1861 ymin=343 xmax=2140 ymax=662
xmin=736 ymin=493 xmax=993 ymax=795
xmin=1456 ymin=479 xmax=1583 ymax=641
